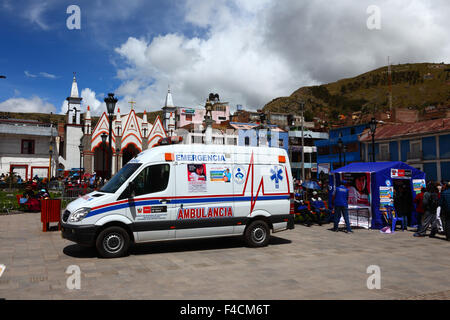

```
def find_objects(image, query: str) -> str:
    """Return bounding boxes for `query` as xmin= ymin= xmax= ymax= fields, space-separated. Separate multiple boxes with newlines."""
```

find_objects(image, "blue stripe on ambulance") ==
xmin=86 ymin=195 xmax=289 ymax=218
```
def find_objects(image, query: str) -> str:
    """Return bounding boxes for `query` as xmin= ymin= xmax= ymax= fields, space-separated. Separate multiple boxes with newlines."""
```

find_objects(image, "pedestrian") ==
xmin=414 ymin=183 xmax=440 ymax=238
xmin=439 ymin=182 xmax=450 ymax=241
xmin=414 ymin=187 xmax=426 ymax=231
xmin=331 ymin=180 xmax=353 ymax=233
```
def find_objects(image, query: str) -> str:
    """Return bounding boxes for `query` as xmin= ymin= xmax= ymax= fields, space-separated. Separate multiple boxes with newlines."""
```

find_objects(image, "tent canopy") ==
xmin=331 ymin=161 xmax=419 ymax=174
xmin=330 ymin=161 xmax=426 ymax=229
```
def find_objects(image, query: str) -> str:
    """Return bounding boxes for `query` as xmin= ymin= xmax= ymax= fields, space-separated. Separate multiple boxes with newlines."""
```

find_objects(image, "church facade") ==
xmin=61 ymin=75 xmax=167 ymax=178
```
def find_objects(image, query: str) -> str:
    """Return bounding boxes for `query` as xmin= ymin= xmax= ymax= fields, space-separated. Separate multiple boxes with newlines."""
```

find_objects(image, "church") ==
xmin=61 ymin=75 xmax=167 ymax=178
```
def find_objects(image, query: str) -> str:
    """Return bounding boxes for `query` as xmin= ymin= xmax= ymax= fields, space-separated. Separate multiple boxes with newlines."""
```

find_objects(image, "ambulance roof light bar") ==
xmin=156 ymin=136 xmax=183 ymax=146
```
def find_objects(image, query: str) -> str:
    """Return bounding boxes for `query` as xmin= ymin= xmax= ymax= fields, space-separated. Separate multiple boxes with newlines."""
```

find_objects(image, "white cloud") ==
xmin=40 ymin=72 xmax=57 ymax=79
xmin=111 ymin=0 xmax=450 ymax=113
xmin=23 ymin=3 xmax=50 ymax=30
xmin=114 ymin=2 xmax=302 ymax=111
xmin=0 ymin=96 xmax=56 ymax=113
xmin=24 ymin=70 xmax=37 ymax=78
xmin=80 ymin=88 xmax=106 ymax=116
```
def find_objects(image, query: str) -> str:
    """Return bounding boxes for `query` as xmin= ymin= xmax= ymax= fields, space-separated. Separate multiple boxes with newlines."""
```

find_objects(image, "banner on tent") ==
xmin=340 ymin=172 xmax=371 ymax=207
xmin=338 ymin=206 xmax=371 ymax=229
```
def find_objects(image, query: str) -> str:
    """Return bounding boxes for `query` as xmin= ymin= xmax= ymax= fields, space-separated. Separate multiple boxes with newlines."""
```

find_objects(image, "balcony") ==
xmin=407 ymin=150 xmax=423 ymax=161
xmin=376 ymin=153 xmax=391 ymax=161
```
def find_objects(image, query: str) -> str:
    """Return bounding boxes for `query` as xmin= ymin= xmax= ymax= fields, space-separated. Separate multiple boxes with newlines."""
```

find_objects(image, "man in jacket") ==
xmin=332 ymin=180 xmax=353 ymax=233
xmin=414 ymin=184 xmax=439 ymax=238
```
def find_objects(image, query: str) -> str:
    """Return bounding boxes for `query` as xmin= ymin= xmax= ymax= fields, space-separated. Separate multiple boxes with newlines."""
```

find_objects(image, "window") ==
xmin=185 ymin=114 xmax=193 ymax=121
xmin=317 ymin=146 xmax=330 ymax=155
xmin=379 ymin=143 xmax=389 ymax=155
xmin=101 ymin=163 xmax=142 ymax=193
xmin=21 ymin=140 xmax=35 ymax=154
xmin=279 ymin=139 xmax=284 ymax=147
xmin=245 ymin=137 xmax=250 ymax=146
xmin=133 ymin=164 xmax=170 ymax=196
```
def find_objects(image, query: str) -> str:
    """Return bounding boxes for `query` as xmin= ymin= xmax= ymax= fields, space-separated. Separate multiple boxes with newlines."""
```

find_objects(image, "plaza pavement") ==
xmin=0 ymin=211 xmax=449 ymax=300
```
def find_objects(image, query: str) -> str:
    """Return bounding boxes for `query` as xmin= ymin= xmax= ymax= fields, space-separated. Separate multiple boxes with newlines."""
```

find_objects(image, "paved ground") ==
xmin=0 ymin=212 xmax=449 ymax=300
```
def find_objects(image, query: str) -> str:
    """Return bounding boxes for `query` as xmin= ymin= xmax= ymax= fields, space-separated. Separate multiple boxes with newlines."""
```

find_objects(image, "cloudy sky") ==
xmin=0 ymin=0 xmax=449 ymax=115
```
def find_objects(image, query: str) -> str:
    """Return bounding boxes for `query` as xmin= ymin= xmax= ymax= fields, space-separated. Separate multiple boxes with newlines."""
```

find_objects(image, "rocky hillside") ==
xmin=264 ymin=63 xmax=450 ymax=124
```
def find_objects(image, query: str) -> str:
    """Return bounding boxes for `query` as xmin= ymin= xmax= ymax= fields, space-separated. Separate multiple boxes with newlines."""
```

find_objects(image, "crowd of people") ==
xmin=291 ymin=177 xmax=450 ymax=240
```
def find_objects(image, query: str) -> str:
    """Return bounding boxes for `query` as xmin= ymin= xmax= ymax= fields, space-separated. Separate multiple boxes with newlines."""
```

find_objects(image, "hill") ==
xmin=0 ymin=110 xmax=163 ymax=126
xmin=263 ymin=62 xmax=450 ymax=124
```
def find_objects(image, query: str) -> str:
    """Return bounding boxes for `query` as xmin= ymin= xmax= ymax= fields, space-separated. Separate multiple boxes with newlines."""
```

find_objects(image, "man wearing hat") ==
xmin=331 ymin=180 xmax=353 ymax=233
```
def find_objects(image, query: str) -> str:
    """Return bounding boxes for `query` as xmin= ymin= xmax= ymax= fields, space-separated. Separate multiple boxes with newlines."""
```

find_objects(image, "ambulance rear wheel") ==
xmin=96 ymin=226 xmax=130 ymax=258
xmin=245 ymin=220 xmax=270 ymax=247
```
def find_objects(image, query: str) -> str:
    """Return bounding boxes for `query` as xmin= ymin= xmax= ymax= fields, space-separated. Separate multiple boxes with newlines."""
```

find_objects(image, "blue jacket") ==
xmin=334 ymin=185 xmax=349 ymax=207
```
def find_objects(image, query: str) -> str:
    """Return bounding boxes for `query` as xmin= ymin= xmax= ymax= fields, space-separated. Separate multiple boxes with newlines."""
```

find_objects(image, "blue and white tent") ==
xmin=330 ymin=162 xmax=426 ymax=229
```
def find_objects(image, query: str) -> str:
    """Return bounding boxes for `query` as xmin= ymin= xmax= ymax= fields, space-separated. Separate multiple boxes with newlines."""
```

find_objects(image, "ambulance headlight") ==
xmin=68 ymin=207 xmax=91 ymax=222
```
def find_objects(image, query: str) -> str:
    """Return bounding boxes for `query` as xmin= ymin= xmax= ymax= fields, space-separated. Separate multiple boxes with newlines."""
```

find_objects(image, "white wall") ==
xmin=64 ymin=125 xmax=84 ymax=170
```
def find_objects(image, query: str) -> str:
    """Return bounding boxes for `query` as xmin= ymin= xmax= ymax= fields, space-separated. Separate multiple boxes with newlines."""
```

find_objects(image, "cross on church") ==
xmin=128 ymin=99 xmax=136 ymax=110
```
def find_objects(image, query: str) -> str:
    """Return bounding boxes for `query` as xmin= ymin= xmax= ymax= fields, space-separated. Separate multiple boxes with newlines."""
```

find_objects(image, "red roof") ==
xmin=359 ymin=118 xmax=450 ymax=142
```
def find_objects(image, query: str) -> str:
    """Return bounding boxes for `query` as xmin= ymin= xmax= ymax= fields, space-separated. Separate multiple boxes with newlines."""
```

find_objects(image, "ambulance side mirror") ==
xmin=118 ymin=181 xmax=136 ymax=200
xmin=126 ymin=181 xmax=136 ymax=198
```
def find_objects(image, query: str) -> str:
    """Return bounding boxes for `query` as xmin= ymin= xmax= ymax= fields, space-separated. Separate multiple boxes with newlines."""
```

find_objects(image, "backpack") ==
xmin=425 ymin=192 xmax=439 ymax=213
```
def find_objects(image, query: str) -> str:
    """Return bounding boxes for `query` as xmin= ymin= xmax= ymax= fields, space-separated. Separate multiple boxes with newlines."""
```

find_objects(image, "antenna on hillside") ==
xmin=388 ymin=56 xmax=393 ymax=117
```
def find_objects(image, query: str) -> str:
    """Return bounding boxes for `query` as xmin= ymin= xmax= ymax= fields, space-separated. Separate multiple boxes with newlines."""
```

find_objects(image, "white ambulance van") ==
xmin=61 ymin=142 xmax=295 ymax=258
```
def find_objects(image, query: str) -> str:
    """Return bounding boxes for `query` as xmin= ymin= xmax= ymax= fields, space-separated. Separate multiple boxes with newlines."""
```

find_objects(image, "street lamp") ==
xmin=78 ymin=143 xmax=83 ymax=178
xmin=369 ymin=117 xmax=377 ymax=162
xmin=48 ymin=145 xmax=53 ymax=184
xmin=104 ymin=93 xmax=118 ymax=179
xmin=296 ymin=101 xmax=306 ymax=180
xmin=101 ymin=132 xmax=108 ymax=179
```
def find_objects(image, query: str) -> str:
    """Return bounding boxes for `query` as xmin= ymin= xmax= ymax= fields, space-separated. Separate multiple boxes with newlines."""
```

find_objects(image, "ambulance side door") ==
xmin=121 ymin=162 xmax=176 ymax=242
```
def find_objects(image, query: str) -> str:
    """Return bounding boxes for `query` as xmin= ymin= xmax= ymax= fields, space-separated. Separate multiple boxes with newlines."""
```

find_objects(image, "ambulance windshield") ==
xmin=100 ymin=163 xmax=142 ymax=193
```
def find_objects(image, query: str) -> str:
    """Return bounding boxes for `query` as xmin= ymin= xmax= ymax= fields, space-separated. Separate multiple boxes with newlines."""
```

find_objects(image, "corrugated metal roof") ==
xmin=0 ymin=123 xmax=57 ymax=136
xmin=359 ymin=118 xmax=450 ymax=142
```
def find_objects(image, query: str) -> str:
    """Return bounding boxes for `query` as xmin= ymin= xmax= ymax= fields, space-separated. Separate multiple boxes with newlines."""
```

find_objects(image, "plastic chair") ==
xmin=385 ymin=206 xmax=407 ymax=231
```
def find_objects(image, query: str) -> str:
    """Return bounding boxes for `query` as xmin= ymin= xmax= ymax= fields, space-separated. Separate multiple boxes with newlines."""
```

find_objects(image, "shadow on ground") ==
xmin=62 ymin=235 xmax=291 ymax=258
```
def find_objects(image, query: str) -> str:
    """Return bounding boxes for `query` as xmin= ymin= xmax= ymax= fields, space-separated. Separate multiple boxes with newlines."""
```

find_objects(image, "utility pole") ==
xmin=299 ymin=100 xmax=305 ymax=181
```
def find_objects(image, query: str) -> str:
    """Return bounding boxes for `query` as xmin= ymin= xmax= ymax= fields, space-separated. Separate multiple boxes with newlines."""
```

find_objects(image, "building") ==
xmin=81 ymin=105 xmax=167 ymax=178
xmin=315 ymin=124 xmax=368 ymax=174
xmin=161 ymin=90 xmax=231 ymax=134
xmin=58 ymin=74 xmax=84 ymax=172
xmin=55 ymin=75 xmax=168 ymax=178
xmin=230 ymin=122 xmax=289 ymax=154
xmin=289 ymin=129 xmax=329 ymax=180
xmin=0 ymin=118 xmax=58 ymax=180
xmin=359 ymin=118 xmax=450 ymax=181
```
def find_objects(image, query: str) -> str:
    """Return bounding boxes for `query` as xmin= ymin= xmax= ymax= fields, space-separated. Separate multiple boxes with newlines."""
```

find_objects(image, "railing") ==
xmin=61 ymin=187 xmax=94 ymax=209
xmin=407 ymin=150 xmax=423 ymax=160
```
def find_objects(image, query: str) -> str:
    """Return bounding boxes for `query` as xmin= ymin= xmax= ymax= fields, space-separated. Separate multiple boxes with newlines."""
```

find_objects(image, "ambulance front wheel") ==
xmin=245 ymin=220 xmax=270 ymax=247
xmin=96 ymin=226 xmax=130 ymax=258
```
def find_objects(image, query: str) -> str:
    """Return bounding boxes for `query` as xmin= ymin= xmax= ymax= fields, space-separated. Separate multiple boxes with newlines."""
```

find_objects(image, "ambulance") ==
xmin=61 ymin=140 xmax=295 ymax=258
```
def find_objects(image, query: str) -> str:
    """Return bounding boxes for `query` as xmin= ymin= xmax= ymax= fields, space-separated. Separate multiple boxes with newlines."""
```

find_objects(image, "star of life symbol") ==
xmin=270 ymin=166 xmax=283 ymax=189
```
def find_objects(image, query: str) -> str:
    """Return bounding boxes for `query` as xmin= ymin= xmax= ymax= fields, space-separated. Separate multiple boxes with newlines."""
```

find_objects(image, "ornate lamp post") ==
xmin=101 ymin=132 xmax=108 ymax=179
xmin=369 ymin=117 xmax=377 ymax=162
xmin=104 ymin=93 xmax=118 ymax=178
